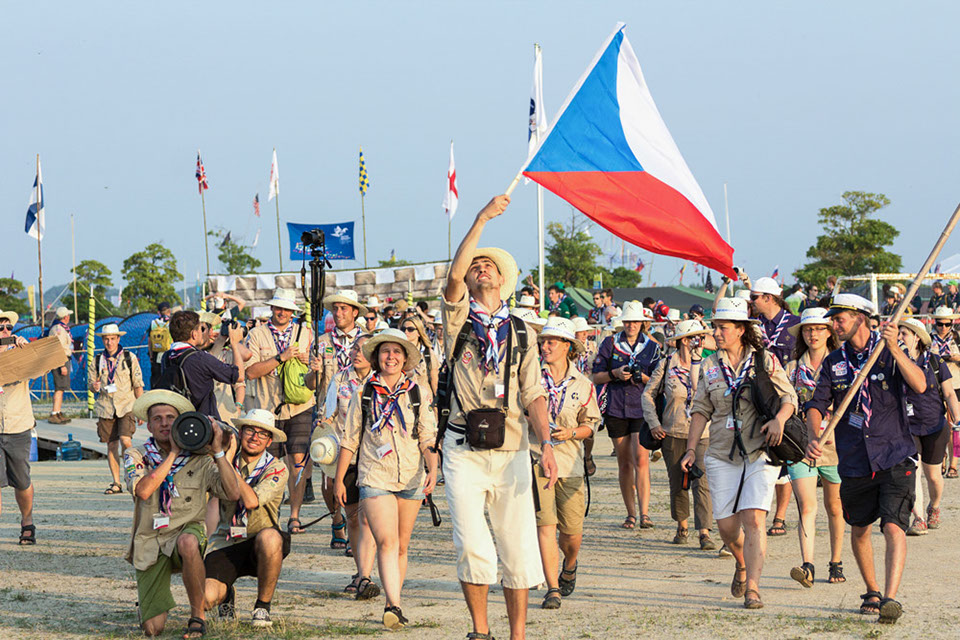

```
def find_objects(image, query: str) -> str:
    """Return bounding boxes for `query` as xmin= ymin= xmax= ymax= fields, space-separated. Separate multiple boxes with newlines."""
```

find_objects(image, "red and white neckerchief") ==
xmin=368 ymin=373 xmax=414 ymax=435
xmin=718 ymin=352 xmax=754 ymax=397
xmin=142 ymin=438 xmax=191 ymax=516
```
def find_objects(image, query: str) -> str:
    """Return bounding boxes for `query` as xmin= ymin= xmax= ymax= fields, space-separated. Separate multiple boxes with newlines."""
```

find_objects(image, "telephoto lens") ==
xmin=171 ymin=412 xmax=214 ymax=452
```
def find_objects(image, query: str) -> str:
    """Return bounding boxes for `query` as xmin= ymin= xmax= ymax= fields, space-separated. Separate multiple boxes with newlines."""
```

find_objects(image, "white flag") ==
xmin=268 ymin=149 xmax=279 ymax=200
xmin=527 ymin=44 xmax=547 ymax=159
xmin=442 ymin=141 xmax=458 ymax=221
xmin=25 ymin=158 xmax=44 ymax=240
xmin=251 ymin=227 xmax=260 ymax=247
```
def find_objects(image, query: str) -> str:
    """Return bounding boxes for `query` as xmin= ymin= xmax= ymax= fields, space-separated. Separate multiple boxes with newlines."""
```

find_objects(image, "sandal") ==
xmin=356 ymin=576 xmax=381 ymax=601
xmin=466 ymin=633 xmax=495 ymax=640
xmin=383 ymin=605 xmax=408 ymax=630
xmin=827 ymin=561 xmax=846 ymax=584
xmin=330 ymin=519 xmax=348 ymax=549
xmin=558 ymin=563 xmax=577 ymax=597
xmin=789 ymin=562 xmax=815 ymax=588
xmin=878 ymin=597 xmax=903 ymax=624
xmin=638 ymin=514 xmax=654 ymax=529
xmin=19 ymin=524 xmax=36 ymax=546
xmin=344 ymin=573 xmax=361 ymax=594
xmin=946 ymin=467 xmax=958 ymax=479
xmin=731 ymin=564 xmax=747 ymax=598
xmin=287 ymin=518 xmax=305 ymax=534
xmin=859 ymin=590 xmax=882 ymax=615
xmin=104 ymin=482 xmax=123 ymax=495
xmin=541 ymin=587 xmax=562 ymax=609
xmin=345 ymin=543 xmax=354 ymax=558
xmin=766 ymin=517 xmax=786 ymax=536
xmin=584 ymin=454 xmax=596 ymax=477
xmin=743 ymin=589 xmax=764 ymax=610
xmin=183 ymin=616 xmax=206 ymax=638
xmin=621 ymin=515 xmax=637 ymax=530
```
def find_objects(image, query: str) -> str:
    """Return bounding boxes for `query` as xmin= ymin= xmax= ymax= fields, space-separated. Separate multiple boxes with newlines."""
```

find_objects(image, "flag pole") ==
xmin=36 ymin=154 xmax=45 ymax=330
xmin=723 ymin=182 xmax=731 ymax=244
xmin=361 ymin=193 xmax=368 ymax=268
xmin=275 ymin=190 xmax=283 ymax=272
xmin=448 ymin=217 xmax=451 ymax=262
xmin=71 ymin=212 xmax=78 ymax=319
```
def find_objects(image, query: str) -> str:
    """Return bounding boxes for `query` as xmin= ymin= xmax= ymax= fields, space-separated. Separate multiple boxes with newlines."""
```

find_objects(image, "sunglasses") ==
xmin=936 ymin=322 xmax=953 ymax=327
xmin=365 ymin=315 xmax=377 ymax=321
xmin=401 ymin=326 xmax=418 ymax=333
xmin=0 ymin=324 xmax=13 ymax=331
xmin=749 ymin=294 xmax=762 ymax=301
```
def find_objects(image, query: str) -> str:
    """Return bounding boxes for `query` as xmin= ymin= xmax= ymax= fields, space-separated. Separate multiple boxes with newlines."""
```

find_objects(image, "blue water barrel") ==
xmin=60 ymin=433 xmax=83 ymax=461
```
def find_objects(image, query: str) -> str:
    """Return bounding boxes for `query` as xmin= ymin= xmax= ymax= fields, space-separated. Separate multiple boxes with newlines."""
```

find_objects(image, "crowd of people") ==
xmin=2 ymin=194 xmax=959 ymax=638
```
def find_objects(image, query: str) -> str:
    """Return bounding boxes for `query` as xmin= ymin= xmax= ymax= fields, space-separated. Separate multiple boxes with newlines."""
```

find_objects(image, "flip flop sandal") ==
xmin=558 ymin=563 xmax=577 ymax=597
xmin=790 ymin=562 xmax=815 ymax=588
xmin=356 ymin=577 xmax=381 ymax=601
xmin=878 ymin=598 xmax=903 ymax=624
xmin=19 ymin=524 xmax=36 ymax=546
xmin=541 ymin=588 xmax=562 ymax=609
xmin=330 ymin=520 xmax=348 ymax=549
xmin=287 ymin=518 xmax=305 ymax=535
xmin=743 ymin=589 xmax=764 ymax=610
xmin=946 ymin=468 xmax=958 ymax=479
xmin=104 ymin=482 xmax=123 ymax=495
xmin=766 ymin=518 xmax=787 ymax=536
xmin=182 ymin=616 xmax=206 ymax=638
xmin=382 ymin=605 xmax=408 ymax=630
xmin=731 ymin=565 xmax=747 ymax=598
xmin=584 ymin=454 xmax=596 ymax=477
xmin=827 ymin=561 xmax=846 ymax=584
xmin=859 ymin=590 xmax=882 ymax=614
xmin=621 ymin=515 xmax=637 ymax=530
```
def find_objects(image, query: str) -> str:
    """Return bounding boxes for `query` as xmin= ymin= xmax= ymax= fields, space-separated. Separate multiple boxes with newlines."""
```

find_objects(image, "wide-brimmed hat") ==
xmin=669 ymin=320 xmax=710 ymax=342
xmin=931 ymin=306 xmax=960 ymax=321
xmin=511 ymin=307 xmax=546 ymax=327
xmin=824 ymin=293 xmax=874 ymax=318
xmin=571 ymin=317 xmax=591 ymax=333
xmin=310 ymin=421 xmax=340 ymax=476
xmin=362 ymin=328 xmax=421 ymax=370
xmin=620 ymin=301 xmax=654 ymax=323
xmin=428 ymin=309 xmax=442 ymax=325
xmin=134 ymin=389 xmax=195 ymax=422
xmin=56 ymin=306 xmax=71 ymax=319
xmin=266 ymin=288 xmax=300 ymax=312
xmin=712 ymin=298 xmax=760 ymax=323
xmin=199 ymin=311 xmax=221 ymax=327
xmin=96 ymin=323 xmax=126 ymax=337
xmin=751 ymin=277 xmax=782 ymax=297
xmin=666 ymin=308 xmax=681 ymax=322
xmin=890 ymin=283 xmax=907 ymax=295
xmin=735 ymin=289 xmax=752 ymax=300
xmin=323 ymin=289 xmax=368 ymax=315
xmin=788 ymin=307 xmax=832 ymax=337
xmin=898 ymin=317 xmax=931 ymax=346
xmin=0 ymin=309 xmax=20 ymax=326
xmin=517 ymin=294 xmax=537 ymax=308
xmin=366 ymin=295 xmax=382 ymax=309
xmin=469 ymin=247 xmax=519 ymax=300
xmin=232 ymin=408 xmax=287 ymax=443
xmin=538 ymin=317 xmax=585 ymax=354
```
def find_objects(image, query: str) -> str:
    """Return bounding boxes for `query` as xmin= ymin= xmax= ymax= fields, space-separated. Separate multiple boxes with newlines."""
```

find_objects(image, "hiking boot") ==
xmin=251 ymin=607 xmax=272 ymax=628
xmin=699 ymin=533 xmax=718 ymax=551
xmin=59 ymin=414 xmax=72 ymax=424
xmin=217 ymin=584 xmax=235 ymax=620
xmin=927 ymin=506 xmax=941 ymax=529
xmin=906 ymin=517 xmax=928 ymax=536
xmin=47 ymin=413 xmax=63 ymax=424
xmin=671 ymin=528 xmax=689 ymax=544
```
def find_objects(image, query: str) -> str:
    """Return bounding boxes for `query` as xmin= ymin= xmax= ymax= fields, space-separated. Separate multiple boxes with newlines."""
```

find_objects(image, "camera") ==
xmin=172 ymin=412 xmax=236 ymax=452
xmin=219 ymin=306 xmax=249 ymax=339
xmin=300 ymin=228 xmax=325 ymax=248
xmin=0 ymin=336 xmax=16 ymax=346
xmin=626 ymin=355 xmax=647 ymax=381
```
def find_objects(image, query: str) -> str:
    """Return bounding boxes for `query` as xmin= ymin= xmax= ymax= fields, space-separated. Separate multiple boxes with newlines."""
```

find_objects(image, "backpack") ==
xmin=154 ymin=348 xmax=200 ymax=405
xmin=747 ymin=351 xmax=808 ymax=465
xmin=277 ymin=321 xmax=312 ymax=407
xmin=150 ymin=324 xmax=172 ymax=353
xmin=97 ymin=350 xmax=136 ymax=388
xmin=360 ymin=380 xmax=422 ymax=438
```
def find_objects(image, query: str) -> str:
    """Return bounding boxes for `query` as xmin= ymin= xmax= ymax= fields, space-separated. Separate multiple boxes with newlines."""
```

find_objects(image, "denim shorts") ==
xmin=359 ymin=485 xmax=424 ymax=501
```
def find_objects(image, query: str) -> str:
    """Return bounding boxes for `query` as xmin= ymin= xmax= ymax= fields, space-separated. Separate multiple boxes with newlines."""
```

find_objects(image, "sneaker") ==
xmin=906 ymin=517 xmax=928 ymax=536
xmin=217 ymin=584 xmax=236 ymax=620
xmin=251 ymin=607 xmax=273 ymax=628
xmin=383 ymin=605 xmax=408 ymax=630
xmin=718 ymin=544 xmax=733 ymax=558
xmin=927 ymin=506 xmax=941 ymax=529
xmin=671 ymin=528 xmax=689 ymax=545
xmin=699 ymin=534 xmax=718 ymax=551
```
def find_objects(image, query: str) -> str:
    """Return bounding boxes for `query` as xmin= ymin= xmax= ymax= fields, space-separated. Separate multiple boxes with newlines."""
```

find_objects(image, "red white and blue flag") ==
xmin=522 ymin=23 xmax=736 ymax=278
xmin=634 ymin=257 xmax=644 ymax=273
xmin=196 ymin=151 xmax=209 ymax=194
xmin=771 ymin=265 xmax=780 ymax=280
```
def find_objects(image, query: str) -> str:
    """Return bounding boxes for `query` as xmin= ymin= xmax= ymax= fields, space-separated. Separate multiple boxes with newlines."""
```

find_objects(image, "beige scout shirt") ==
xmin=245 ymin=322 xmax=315 ymax=420
xmin=89 ymin=349 xmax=144 ymax=419
xmin=316 ymin=326 xmax=362 ymax=407
xmin=691 ymin=347 xmax=798 ymax=464
xmin=49 ymin=322 xmax=73 ymax=359
xmin=124 ymin=447 xmax=229 ymax=571
xmin=785 ymin=354 xmax=839 ymax=467
xmin=330 ymin=367 xmax=371 ymax=466
xmin=441 ymin=294 xmax=547 ymax=451
xmin=642 ymin=354 xmax=707 ymax=440
xmin=340 ymin=376 xmax=437 ymax=492
xmin=410 ymin=346 xmax=439 ymax=396
xmin=209 ymin=453 xmax=288 ymax=552
xmin=929 ymin=335 xmax=960 ymax=390
xmin=0 ymin=379 xmax=35 ymax=435
xmin=531 ymin=366 xmax=600 ymax=478
xmin=211 ymin=341 xmax=241 ymax=422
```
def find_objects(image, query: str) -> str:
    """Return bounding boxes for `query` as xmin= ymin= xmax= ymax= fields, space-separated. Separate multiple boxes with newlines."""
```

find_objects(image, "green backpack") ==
xmin=277 ymin=322 xmax=312 ymax=405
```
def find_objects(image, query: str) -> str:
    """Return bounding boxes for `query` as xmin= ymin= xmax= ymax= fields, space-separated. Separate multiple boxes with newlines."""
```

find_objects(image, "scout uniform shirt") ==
xmin=902 ymin=352 xmax=951 ymax=437
xmin=330 ymin=367 xmax=371 ymax=466
xmin=574 ymin=340 xmax=598 ymax=376
xmin=442 ymin=294 xmax=546 ymax=451
xmin=49 ymin=320 xmax=74 ymax=360
xmin=410 ymin=344 xmax=439 ymax=396
xmin=316 ymin=325 xmax=362 ymax=408
xmin=340 ymin=375 xmax=437 ymax=492
xmin=785 ymin=353 xmax=838 ymax=467
xmin=209 ymin=451 xmax=288 ymax=552
xmin=929 ymin=331 xmax=960 ymax=390
xmin=592 ymin=331 xmax=662 ymax=419
xmin=641 ymin=353 xmax=708 ymax=441
xmin=806 ymin=331 xmax=917 ymax=477
xmin=0 ymin=380 xmax=34 ymax=435
xmin=89 ymin=347 xmax=144 ymax=419
xmin=531 ymin=365 xmax=600 ymax=478
xmin=759 ymin=309 xmax=800 ymax=366
xmin=124 ymin=443 xmax=230 ymax=571
xmin=245 ymin=321 xmax=314 ymax=420
xmin=691 ymin=347 xmax=798 ymax=464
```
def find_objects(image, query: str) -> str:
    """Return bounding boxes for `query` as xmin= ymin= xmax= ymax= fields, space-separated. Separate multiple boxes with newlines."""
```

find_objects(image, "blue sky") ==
xmin=3 ymin=1 xmax=960 ymax=294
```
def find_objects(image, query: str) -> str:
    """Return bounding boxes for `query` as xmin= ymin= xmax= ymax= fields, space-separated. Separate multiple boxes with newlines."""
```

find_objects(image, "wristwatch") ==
xmin=274 ymin=354 xmax=282 ymax=364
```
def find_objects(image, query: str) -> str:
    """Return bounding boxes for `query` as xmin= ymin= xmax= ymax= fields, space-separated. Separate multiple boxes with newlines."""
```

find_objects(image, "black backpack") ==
xmin=155 ymin=347 xmax=200 ymax=405
xmin=747 ymin=351 xmax=808 ymax=465
xmin=360 ymin=380 xmax=422 ymax=438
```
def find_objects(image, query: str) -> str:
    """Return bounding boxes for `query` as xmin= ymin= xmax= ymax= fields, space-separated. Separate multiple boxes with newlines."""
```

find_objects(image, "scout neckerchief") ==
xmin=575 ymin=348 xmax=591 ymax=375
xmin=613 ymin=331 xmax=647 ymax=359
xmin=230 ymin=449 xmax=276 ymax=536
xmin=369 ymin=373 xmax=413 ymax=435
xmin=101 ymin=346 xmax=124 ymax=385
xmin=719 ymin=350 xmax=754 ymax=397
xmin=841 ymin=330 xmax=880 ymax=428
xmin=932 ymin=331 xmax=954 ymax=357
xmin=541 ymin=365 xmax=573 ymax=422
xmin=669 ymin=354 xmax=694 ymax=413
xmin=549 ymin=292 xmax=568 ymax=314
xmin=331 ymin=326 xmax=360 ymax=373
xmin=142 ymin=438 xmax=191 ymax=517
xmin=468 ymin=298 xmax=511 ymax=374
xmin=587 ymin=306 xmax=604 ymax=325
xmin=267 ymin=320 xmax=295 ymax=355
xmin=761 ymin=310 xmax=790 ymax=349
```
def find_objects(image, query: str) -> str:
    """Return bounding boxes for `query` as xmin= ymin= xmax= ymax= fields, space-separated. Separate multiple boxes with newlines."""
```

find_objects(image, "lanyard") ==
xmin=842 ymin=331 xmax=879 ymax=426
xmin=103 ymin=347 xmax=123 ymax=385
xmin=761 ymin=312 xmax=790 ymax=348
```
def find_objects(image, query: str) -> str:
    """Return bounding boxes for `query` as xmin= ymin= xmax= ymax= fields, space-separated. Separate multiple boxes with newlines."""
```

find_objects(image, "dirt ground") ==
xmin=1 ymin=452 xmax=957 ymax=640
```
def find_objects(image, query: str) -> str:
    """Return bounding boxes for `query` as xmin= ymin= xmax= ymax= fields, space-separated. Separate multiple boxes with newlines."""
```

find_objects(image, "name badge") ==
xmin=229 ymin=526 xmax=247 ymax=539
xmin=153 ymin=514 xmax=170 ymax=530
xmin=848 ymin=412 xmax=865 ymax=430
xmin=495 ymin=383 xmax=505 ymax=399
xmin=725 ymin=415 xmax=736 ymax=430
xmin=376 ymin=444 xmax=393 ymax=459
xmin=906 ymin=403 xmax=915 ymax=417
xmin=105 ymin=383 xmax=118 ymax=394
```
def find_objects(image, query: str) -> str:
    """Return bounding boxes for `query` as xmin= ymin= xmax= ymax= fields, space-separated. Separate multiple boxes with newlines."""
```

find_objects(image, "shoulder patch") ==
xmin=831 ymin=361 xmax=848 ymax=377
xmin=705 ymin=366 xmax=720 ymax=382
xmin=461 ymin=350 xmax=473 ymax=366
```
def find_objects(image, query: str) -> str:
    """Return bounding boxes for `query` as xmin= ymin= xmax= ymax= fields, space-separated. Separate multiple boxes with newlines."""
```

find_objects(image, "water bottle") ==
xmin=60 ymin=433 xmax=83 ymax=462
xmin=56 ymin=447 xmax=63 ymax=461
xmin=29 ymin=429 xmax=39 ymax=462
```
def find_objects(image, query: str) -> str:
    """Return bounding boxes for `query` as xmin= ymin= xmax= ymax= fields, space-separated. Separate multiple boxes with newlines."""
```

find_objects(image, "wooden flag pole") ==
xmin=818 ymin=201 xmax=960 ymax=448
xmin=505 ymin=170 xmax=524 ymax=197
xmin=36 ymin=154 xmax=45 ymax=329
xmin=275 ymin=191 xmax=283 ymax=272
xmin=200 ymin=187 xmax=211 ymax=276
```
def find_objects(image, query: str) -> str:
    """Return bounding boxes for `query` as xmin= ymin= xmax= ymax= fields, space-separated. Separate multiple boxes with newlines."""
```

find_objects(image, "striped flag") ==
xmin=634 ymin=257 xmax=644 ymax=273
xmin=268 ymin=149 xmax=279 ymax=200
xmin=771 ymin=265 xmax=780 ymax=281
xmin=25 ymin=158 xmax=44 ymax=240
xmin=195 ymin=152 xmax=209 ymax=194
xmin=359 ymin=147 xmax=369 ymax=195
xmin=442 ymin=141 xmax=458 ymax=220
xmin=679 ymin=264 xmax=686 ymax=283
xmin=253 ymin=193 xmax=260 ymax=217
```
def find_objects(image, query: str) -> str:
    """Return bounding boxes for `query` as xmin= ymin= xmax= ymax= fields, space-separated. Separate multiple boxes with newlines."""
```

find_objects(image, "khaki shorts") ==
xmin=534 ymin=470 xmax=585 ymax=535
xmin=97 ymin=414 xmax=136 ymax=443
xmin=135 ymin=523 xmax=206 ymax=622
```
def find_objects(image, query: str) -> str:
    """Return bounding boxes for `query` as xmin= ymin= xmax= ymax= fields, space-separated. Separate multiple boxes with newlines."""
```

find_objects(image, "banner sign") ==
xmin=287 ymin=222 xmax=356 ymax=261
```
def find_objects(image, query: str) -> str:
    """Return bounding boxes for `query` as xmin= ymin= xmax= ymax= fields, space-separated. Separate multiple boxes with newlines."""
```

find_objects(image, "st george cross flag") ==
xmin=25 ymin=158 xmax=44 ymax=240
xmin=523 ymin=24 xmax=736 ymax=278
xmin=442 ymin=141 xmax=458 ymax=220
xmin=268 ymin=149 xmax=279 ymax=201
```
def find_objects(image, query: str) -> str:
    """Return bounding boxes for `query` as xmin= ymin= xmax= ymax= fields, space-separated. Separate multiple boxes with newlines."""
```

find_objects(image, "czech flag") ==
xmin=523 ymin=23 xmax=736 ymax=279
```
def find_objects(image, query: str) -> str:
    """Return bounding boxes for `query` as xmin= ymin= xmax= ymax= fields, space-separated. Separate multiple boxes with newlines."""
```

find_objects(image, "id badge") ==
xmin=725 ymin=415 xmax=736 ymax=430
xmin=105 ymin=383 xmax=118 ymax=394
xmin=376 ymin=443 xmax=394 ymax=459
xmin=848 ymin=412 xmax=866 ymax=430
xmin=495 ymin=383 xmax=505 ymax=399
xmin=905 ymin=403 xmax=915 ymax=417
xmin=153 ymin=514 xmax=170 ymax=530
xmin=229 ymin=526 xmax=247 ymax=539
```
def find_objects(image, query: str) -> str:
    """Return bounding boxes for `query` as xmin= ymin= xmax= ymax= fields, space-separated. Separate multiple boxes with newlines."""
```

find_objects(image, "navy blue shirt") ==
xmin=806 ymin=338 xmax=917 ymax=477
xmin=759 ymin=309 xmax=800 ymax=366
xmin=904 ymin=353 xmax=951 ymax=437
xmin=161 ymin=346 xmax=239 ymax=419
xmin=593 ymin=332 xmax=662 ymax=419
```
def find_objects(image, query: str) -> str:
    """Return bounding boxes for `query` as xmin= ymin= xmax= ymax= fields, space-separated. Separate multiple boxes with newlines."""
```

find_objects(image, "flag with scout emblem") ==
xmin=359 ymin=147 xmax=369 ymax=195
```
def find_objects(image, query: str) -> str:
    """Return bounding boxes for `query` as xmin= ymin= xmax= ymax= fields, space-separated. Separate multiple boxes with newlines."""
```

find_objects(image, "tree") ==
xmin=208 ymin=228 xmax=262 ymax=274
xmin=599 ymin=266 xmax=643 ymax=288
xmin=0 ymin=278 xmax=31 ymax=319
xmin=122 ymin=243 xmax=182 ymax=312
xmin=794 ymin=191 xmax=901 ymax=287
xmin=530 ymin=221 xmax=603 ymax=289
xmin=72 ymin=259 xmax=114 ymax=321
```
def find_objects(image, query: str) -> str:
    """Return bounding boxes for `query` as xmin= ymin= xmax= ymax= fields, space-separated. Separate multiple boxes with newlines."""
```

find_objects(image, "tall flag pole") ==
xmin=25 ymin=154 xmax=45 ymax=327
xmin=442 ymin=140 xmax=459 ymax=260
xmin=196 ymin=150 xmax=211 ymax=275
xmin=359 ymin=147 xmax=370 ymax=268
xmin=268 ymin=149 xmax=282 ymax=271
xmin=528 ymin=43 xmax=548 ymax=311
xmin=71 ymin=212 xmax=78 ymax=319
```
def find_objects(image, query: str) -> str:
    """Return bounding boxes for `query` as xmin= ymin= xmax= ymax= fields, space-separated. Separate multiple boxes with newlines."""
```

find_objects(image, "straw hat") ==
xmin=469 ymin=247 xmax=519 ymax=300
xmin=373 ymin=319 xmax=391 ymax=333
xmin=362 ymin=328 xmax=421 ymax=370
xmin=788 ymin=307 xmax=832 ymax=337
xmin=890 ymin=283 xmax=907 ymax=295
xmin=931 ymin=306 xmax=960 ymax=321
xmin=669 ymin=320 xmax=710 ymax=342
xmin=712 ymin=298 xmax=760 ymax=323
xmin=133 ymin=389 xmax=195 ymax=422
xmin=0 ymin=309 xmax=20 ymax=326
xmin=612 ymin=316 xmax=624 ymax=330
xmin=538 ymin=317 xmax=585 ymax=354
xmin=666 ymin=308 xmax=681 ymax=322
xmin=620 ymin=300 xmax=654 ymax=323
xmin=251 ymin=306 xmax=271 ymax=319
xmin=266 ymin=288 xmax=300 ymax=311
xmin=517 ymin=294 xmax=537 ymax=308
xmin=199 ymin=311 xmax=221 ymax=327
xmin=511 ymin=307 xmax=545 ymax=327
xmin=824 ymin=293 xmax=874 ymax=318
xmin=232 ymin=408 xmax=287 ymax=443
xmin=309 ymin=421 xmax=340 ymax=476
xmin=428 ymin=309 xmax=442 ymax=325
xmin=898 ymin=317 xmax=931 ymax=346
xmin=571 ymin=316 xmax=591 ymax=333
xmin=366 ymin=295 xmax=382 ymax=309
xmin=95 ymin=323 xmax=126 ymax=337
xmin=323 ymin=289 xmax=367 ymax=315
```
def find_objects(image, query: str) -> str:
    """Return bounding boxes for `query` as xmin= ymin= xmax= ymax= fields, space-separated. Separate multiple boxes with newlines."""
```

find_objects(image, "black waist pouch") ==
xmin=465 ymin=408 xmax=506 ymax=450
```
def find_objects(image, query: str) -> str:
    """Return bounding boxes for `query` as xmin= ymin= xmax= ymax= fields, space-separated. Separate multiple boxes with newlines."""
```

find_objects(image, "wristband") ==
xmin=541 ymin=439 xmax=553 ymax=448
xmin=213 ymin=450 xmax=226 ymax=459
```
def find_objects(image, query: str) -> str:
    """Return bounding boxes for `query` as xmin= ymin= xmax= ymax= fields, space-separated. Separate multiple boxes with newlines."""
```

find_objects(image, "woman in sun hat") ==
xmin=333 ymin=328 xmax=438 ymax=630
xmin=897 ymin=318 xmax=960 ymax=535
xmin=642 ymin=319 xmax=717 ymax=551
xmin=533 ymin=317 xmax=600 ymax=610
xmin=782 ymin=307 xmax=846 ymax=588
xmin=592 ymin=300 xmax=662 ymax=530
xmin=680 ymin=297 xmax=798 ymax=610
xmin=928 ymin=306 xmax=960 ymax=477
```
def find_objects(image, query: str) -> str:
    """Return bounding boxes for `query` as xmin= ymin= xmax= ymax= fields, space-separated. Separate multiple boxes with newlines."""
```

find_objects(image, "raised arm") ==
xmin=445 ymin=195 xmax=510 ymax=303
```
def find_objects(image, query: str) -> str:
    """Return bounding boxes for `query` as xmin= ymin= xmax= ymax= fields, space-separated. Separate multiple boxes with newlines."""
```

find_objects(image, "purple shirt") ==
xmin=592 ymin=333 xmax=662 ymax=419
xmin=760 ymin=309 xmax=800 ymax=366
